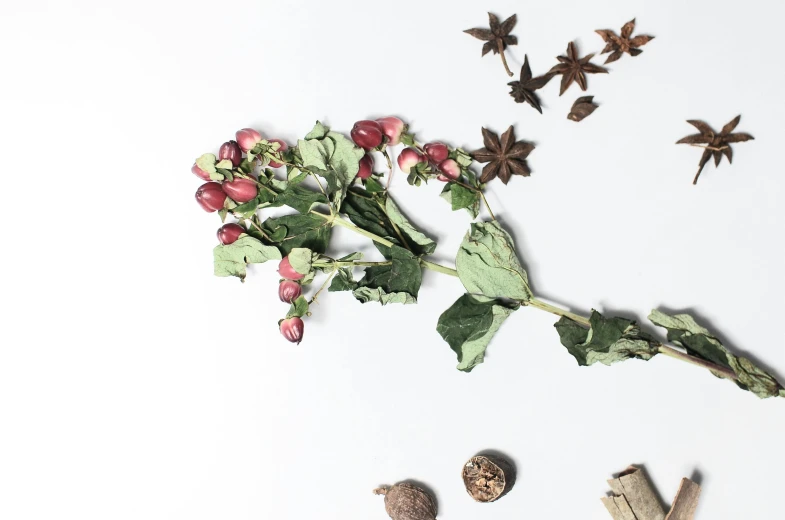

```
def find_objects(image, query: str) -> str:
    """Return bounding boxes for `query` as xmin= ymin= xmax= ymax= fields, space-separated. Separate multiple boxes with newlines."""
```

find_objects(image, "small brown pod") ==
xmin=373 ymin=482 xmax=437 ymax=520
xmin=461 ymin=455 xmax=515 ymax=502
xmin=568 ymin=95 xmax=599 ymax=122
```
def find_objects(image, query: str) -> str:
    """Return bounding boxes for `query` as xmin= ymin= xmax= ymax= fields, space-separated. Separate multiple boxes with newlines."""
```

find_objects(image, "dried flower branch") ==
xmin=464 ymin=13 xmax=518 ymax=76
xmin=595 ymin=18 xmax=655 ymax=64
xmin=676 ymin=115 xmax=754 ymax=184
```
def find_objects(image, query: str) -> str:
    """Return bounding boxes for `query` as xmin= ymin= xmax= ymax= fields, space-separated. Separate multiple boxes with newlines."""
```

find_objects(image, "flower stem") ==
xmin=420 ymin=259 xmax=458 ymax=277
xmin=497 ymin=40 xmax=513 ymax=76
xmin=526 ymin=297 xmax=590 ymax=326
xmin=381 ymin=148 xmax=394 ymax=189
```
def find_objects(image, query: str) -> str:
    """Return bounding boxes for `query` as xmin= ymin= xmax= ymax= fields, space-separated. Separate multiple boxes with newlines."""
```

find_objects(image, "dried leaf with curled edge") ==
xmin=374 ymin=482 xmax=437 ymax=520
xmin=596 ymin=18 xmax=655 ymax=64
xmin=568 ymin=96 xmax=599 ymax=122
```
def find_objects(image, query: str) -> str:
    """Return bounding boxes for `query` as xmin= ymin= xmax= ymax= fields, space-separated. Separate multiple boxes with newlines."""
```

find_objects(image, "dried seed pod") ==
xmin=461 ymin=455 xmax=514 ymax=502
xmin=373 ymin=482 xmax=437 ymax=520
xmin=568 ymin=95 xmax=599 ymax=122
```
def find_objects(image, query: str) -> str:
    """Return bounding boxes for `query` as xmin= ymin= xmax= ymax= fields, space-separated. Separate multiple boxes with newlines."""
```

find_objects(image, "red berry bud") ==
xmin=218 ymin=140 xmax=242 ymax=167
xmin=278 ymin=280 xmax=303 ymax=303
xmin=424 ymin=142 xmax=449 ymax=164
xmin=235 ymin=128 xmax=262 ymax=152
xmin=217 ymin=223 xmax=245 ymax=245
xmin=280 ymin=317 xmax=304 ymax=344
xmin=278 ymin=256 xmax=305 ymax=280
xmin=375 ymin=116 xmax=405 ymax=146
xmin=357 ymin=154 xmax=374 ymax=180
xmin=350 ymin=120 xmax=384 ymax=150
xmin=191 ymin=163 xmax=211 ymax=181
xmin=397 ymin=147 xmax=425 ymax=174
xmin=437 ymin=159 xmax=461 ymax=181
xmin=267 ymin=138 xmax=288 ymax=168
xmin=195 ymin=182 xmax=227 ymax=212
xmin=221 ymin=177 xmax=258 ymax=203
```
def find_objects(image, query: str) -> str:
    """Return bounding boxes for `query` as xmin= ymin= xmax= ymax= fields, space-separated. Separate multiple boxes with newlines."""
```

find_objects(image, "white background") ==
xmin=1 ymin=0 xmax=783 ymax=518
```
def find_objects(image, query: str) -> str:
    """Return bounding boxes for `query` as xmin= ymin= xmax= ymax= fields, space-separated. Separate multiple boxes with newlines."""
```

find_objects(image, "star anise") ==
xmin=464 ymin=13 xmax=518 ymax=77
xmin=595 ymin=18 xmax=654 ymax=64
xmin=471 ymin=126 xmax=534 ymax=184
xmin=548 ymin=41 xmax=608 ymax=96
xmin=676 ymin=115 xmax=754 ymax=185
xmin=507 ymin=55 xmax=553 ymax=113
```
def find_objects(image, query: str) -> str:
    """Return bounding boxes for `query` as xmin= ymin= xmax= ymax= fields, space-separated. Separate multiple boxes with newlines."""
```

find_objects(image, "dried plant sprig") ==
xmin=595 ymin=18 xmax=655 ymax=64
xmin=676 ymin=115 xmax=754 ymax=184
xmin=464 ymin=13 xmax=518 ymax=76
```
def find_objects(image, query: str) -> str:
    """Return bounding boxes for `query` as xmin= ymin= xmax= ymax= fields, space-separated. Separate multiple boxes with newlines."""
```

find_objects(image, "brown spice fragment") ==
xmin=461 ymin=455 xmax=511 ymax=502
xmin=664 ymin=478 xmax=701 ymax=520
xmin=568 ymin=96 xmax=599 ymax=122
xmin=605 ymin=466 xmax=666 ymax=520
xmin=374 ymin=482 xmax=437 ymax=520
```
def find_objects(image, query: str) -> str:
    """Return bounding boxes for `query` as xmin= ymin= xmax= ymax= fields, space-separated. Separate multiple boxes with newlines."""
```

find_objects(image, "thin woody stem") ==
xmin=693 ymin=165 xmax=704 ymax=185
xmin=381 ymin=149 xmax=394 ymax=189
xmin=497 ymin=40 xmax=513 ymax=76
xmin=688 ymin=144 xmax=728 ymax=151
xmin=308 ymin=271 xmax=335 ymax=306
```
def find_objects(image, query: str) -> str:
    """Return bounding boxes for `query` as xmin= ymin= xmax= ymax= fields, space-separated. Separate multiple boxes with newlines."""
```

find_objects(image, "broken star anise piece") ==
xmin=471 ymin=126 xmax=534 ymax=184
xmin=676 ymin=115 xmax=754 ymax=185
xmin=548 ymin=41 xmax=608 ymax=96
xmin=464 ymin=13 xmax=518 ymax=77
xmin=596 ymin=18 xmax=654 ymax=64
xmin=568 ymin=96 xmax=599 ymax=122
xmin=507 ymin=55 xmax=553 ymax=114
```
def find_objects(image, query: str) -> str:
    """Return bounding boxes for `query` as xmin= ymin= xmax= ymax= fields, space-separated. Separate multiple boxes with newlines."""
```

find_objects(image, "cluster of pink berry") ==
xmin=192 ymin=129 xmax=289 ymax=213
xmin=277 ymin=256 xmax=305 ymax=344
xmin=349 ymin=118 xmax=460 ymax=183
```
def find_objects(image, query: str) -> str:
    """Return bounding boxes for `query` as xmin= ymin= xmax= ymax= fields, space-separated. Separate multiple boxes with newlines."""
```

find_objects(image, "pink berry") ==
xmin=191 ymin=163 xmax=211 ymax=181
xmin=278 ymin=256 xmax=305 ymax=280
xmin=195 ymin=182 xmax=227 ymax=213
xmin=350 ymin=120 xmax=384 ymax=150
xmin=280 ymin=317 xmax=304 ymax=344
xmin=424 ymin=142 xmax=449 ymax=164
xmin=357 ymin=154 xmax=374 ymax=180
xmin=235 ymin=128 xmax=262 ymax=152
xmin=267 ymin=139 xmax=288 ymax=168
xmin=217 ymin=223 xmax=245 ymax=245
xmin=221 ymin=177 xmax=258 ymax=203
xmin=437 ymin=159 xmax=461 ymax=181
xmin=397 ymin=147 xmax=425 ymax=174
xmin=375 ymin=116 xmax=405 ymax=146
xmin=218 ymin=140 xmax=242 ymax=167
xmin=278 ymin=280 xmax=303 ymax=303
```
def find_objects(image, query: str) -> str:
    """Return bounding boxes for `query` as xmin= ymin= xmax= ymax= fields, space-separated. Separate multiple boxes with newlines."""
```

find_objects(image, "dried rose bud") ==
xmin=235 ymin=128 xmax=262 ymax=152
xmin=357 ymin=154 xmax=374 ymax=180
xmin=218 ymin=140 xmax=242 ymax=167
xmin=462 ymin=455 xmax=515 ymax=503
xmin=280 ymin=317 xmax=304 ymax=344
xmin=278 ymin=280 xmax=302 ymax=303
xmin=191 ymin=163 xmax=211 ymax=181
xmin=221 ymin=177 xmax=258 ymax=203
xmin=267 ymin=138 xmax=288 ymax=168
xmin=437 ymin=159 xmax=460 ymax=181
xmin=217 ymin=223 xmax=245 ymax=245
xmin=397 ymin=147 xmax=425 ymax=174
xmin=351 ymin=120 xmax=384 ymax=150
xmin=195 ymin=182 xmax=227 ymax=212
xmin=375 ymin=116 xmax=405 ymax=146
xmin=424 ymin=142 xmax=449 ymax=164
xmin=373 ymin=482 xmax=437 ymax=520
xmin=278 ymin=256 xmax=305 ymax=280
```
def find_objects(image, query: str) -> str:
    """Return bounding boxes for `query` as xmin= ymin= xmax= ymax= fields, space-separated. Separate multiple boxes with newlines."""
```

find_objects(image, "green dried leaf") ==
xmin=440 ymin=185 xmax=480 ymax=219
xmin=275 ymin=184 xmax=328 ymax=214
xmin=385 ymin=197 xmax=437 ymax=255
xmin=261 ymin=214 xmax=332 ymax=255
xmin=213 ymin=236 xmax=281 ymax=281
xmin=649 ymin=310 xmax=784 ymax=398
xmin=287 ymin=248 xmax=316 ymax=276
xmin=554 ymin=310 xmax=658 ymax=366
xmin=286 ymin=295 xmax=309 ymax=318
xmin=196 ymin=153 xmax=217 ymax=174
xmin=215 ymin=159 xmax=233 ymax=169
xmin=364 ymin=177 xmax=385 ymax=193
xmin=297 ymin=121 xmax=364 ymax=211
xmin=456 ymin=221 xmax=532 ymax=301
xmin=328 ymin=267 xmax=357 ymax=292
xmin=437 ymin=293 xmax=516 ymax=372
xmin=337 ymin=252 xmax=363 ymax=262
xmin=352 ymin=245 xmax=422 ymax=305
xmin=231 ymin=196 xmax=263 ymax=218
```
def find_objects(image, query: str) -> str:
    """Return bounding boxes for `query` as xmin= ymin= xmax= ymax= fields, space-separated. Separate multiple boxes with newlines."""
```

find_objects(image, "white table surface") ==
xmin=1 ymin=0 xmax=783 ymax=518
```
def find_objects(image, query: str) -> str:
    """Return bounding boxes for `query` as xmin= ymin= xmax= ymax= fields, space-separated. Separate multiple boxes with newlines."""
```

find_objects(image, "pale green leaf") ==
xmin=287 ymin=248 xmax=315 ymax=276
xmin=213 ymin=236 xmax=281 ymax=281
xmin=196 ymin=153 xmax=217 ymax=174
xmin=385 ymin=197 xmax=437 ymax=255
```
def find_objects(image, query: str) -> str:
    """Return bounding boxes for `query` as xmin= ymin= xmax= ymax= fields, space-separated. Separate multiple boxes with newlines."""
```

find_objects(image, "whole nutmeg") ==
xmin=461 ymin=455 xmax=514 ymax=503
xmin=373 ymin=482 xmax=436 ymax=520
xmin=278 ymin=280 xmax=302 ymax=303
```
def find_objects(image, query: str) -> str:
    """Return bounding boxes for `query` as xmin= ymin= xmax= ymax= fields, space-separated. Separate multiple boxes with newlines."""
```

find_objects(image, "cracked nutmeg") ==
xmin=461 ymin=455 xmax=515 ymax=502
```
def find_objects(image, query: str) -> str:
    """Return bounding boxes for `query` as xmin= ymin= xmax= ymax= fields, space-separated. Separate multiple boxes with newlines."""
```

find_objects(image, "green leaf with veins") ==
xmin=456 ymin=221 xmax=532 ymax=301
xmin=297 ymin=121 xmax=364 ymax=211
xmin=196 ymin=153 xmax=217 ymax=174
xmin=351 ymin=245 xmax=422 ymax=305
xmin=275 ymin=184 xmax=328 ymax=214
xmin=286 ymin=295 xmax=310 ymax=318
xmin=649 ymin=310 xmax=784 ymax=398
xmin=554 ymin=310 xmax=658 ymax=366
xmin=261 ymin=214 xmax=332 ymax=255
xmin=437 ymin=293 xmax=517 ymax=372
xmin=385 ymin=197 xmax=437 ymax=255
xmin=441 ymin=183 xmax=480 ymax=218
xmin=287 ymin=248 xmax=317 ymax=275
xmin=337 ymin=252 xmax=363 ymax=262
xmin=364 ymin=177 xmax=385 ymax=193
xmin=213 ymin=236 xmax=281 ymax=281
xmin=328 ymin=268 xmax=357 ymax=292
